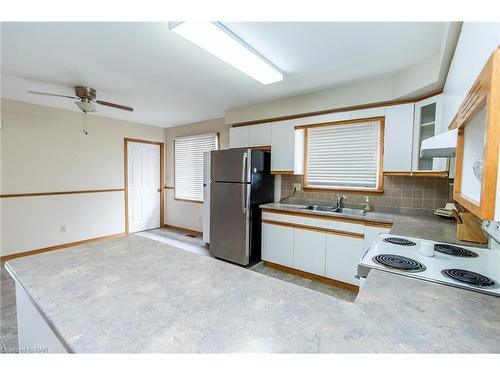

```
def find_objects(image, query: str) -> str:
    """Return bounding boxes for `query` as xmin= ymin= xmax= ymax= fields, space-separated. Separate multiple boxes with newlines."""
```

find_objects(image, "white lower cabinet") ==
xmin=364 ymin=225 xmax=391 ymax=251
xmin=262 ymin=222 xmax=294 ymax=267
xmin=261 ymin=210 xmax=390 ymax=287
xmin=293 ymin=228 xmax=326 ymax=275
xmin=325 ymin=234 xmax=364 ymax=286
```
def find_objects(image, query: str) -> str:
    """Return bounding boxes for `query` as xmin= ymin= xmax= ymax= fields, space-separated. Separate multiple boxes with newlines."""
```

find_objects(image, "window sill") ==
xmin=174 ymin=197 xmax=204 ymax=204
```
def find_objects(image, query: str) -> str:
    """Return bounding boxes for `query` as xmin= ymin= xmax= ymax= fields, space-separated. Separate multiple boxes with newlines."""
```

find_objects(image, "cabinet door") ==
xmin=229 ymin=126 xmax=249 ymax=148
xmin=271 ymin=120 xmax=295 ymax=173
xmin=383 ymin=103 xmax=414 ymax=172
xmin=248 ymin=124 xmax=272 ymax=147
xmin=325 ymin=234 xmax=364 ymax=286
xmin=413 ymin=95 xmax=448 ymax=172
xmin=262 ymin=222 xmax=294 ymax=267
xmin=293 ymin=228 xmax=326 ymax=276
xmin=363 ymin=225 xmax=391 ymax=251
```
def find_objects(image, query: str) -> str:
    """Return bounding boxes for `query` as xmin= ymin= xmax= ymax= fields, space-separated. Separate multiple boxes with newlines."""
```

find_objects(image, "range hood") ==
xmin=420 ymin=128 xmax=458 ymax=158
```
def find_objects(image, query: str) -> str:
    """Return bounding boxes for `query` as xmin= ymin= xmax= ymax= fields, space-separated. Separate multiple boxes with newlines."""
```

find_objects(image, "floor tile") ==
xmin=142 ymin=228 xmax=209 ymax=256
xmin=250 ymin=262 xmax=357 ymax=303
xmin=306 ymin=280 xmax=357 ymax=302
xmin=1 ymin=274 xmax=18 ymax=352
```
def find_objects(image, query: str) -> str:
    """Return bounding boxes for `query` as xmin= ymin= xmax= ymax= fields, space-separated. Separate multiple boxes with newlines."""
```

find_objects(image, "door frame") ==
xmin=124 ymin=138 xmax=165 ymax=234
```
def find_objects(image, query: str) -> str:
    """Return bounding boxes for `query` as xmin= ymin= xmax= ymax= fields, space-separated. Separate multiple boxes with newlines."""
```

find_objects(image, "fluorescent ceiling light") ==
xmin=170 ymin=22 xmax=283 ymax=85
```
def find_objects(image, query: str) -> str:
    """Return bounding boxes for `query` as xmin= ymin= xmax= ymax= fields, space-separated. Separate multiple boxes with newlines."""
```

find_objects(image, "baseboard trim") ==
xmin=0 ymin=233 xmax=125 ymax=262
xmin=264 ymin=261 xmax=359 ymax=293
xmin=163 ymin=224 xmax=203 ymax=237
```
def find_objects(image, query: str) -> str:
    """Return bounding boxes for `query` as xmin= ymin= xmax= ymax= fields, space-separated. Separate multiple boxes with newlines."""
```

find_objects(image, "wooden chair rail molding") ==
xmin=0 ymin=233 xmax=125 ymax=262
xmin=0 ymin=188 xmax=125 ymax=198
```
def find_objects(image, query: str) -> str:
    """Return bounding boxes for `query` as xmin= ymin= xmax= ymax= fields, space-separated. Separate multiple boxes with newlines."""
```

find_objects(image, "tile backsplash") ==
xmin=280 ymin=175 xmax=451 ymax=214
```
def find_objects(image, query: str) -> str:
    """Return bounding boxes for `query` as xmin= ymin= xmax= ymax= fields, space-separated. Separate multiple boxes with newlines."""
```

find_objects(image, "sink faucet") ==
xmin=336 ymin=194 xmax=346 ymax=209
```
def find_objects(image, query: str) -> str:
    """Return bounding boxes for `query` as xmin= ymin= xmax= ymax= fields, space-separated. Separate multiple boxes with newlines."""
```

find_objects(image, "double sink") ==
xmin=301 ymin=205 xmax=367 ymax=216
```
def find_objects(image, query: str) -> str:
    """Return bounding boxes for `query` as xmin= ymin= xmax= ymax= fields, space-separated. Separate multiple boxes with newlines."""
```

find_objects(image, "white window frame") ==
xmin=174 ymin=133 xmax=218 ymax=202
xmin=302 ymin=117 xmax=384 ymax=192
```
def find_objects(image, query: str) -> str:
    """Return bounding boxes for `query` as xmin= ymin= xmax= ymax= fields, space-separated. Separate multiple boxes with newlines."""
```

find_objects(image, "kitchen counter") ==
xmin=5 ymin=234 xmax=500 ymax=353
xmin=260 ymin=203 xmax=483 ymax=247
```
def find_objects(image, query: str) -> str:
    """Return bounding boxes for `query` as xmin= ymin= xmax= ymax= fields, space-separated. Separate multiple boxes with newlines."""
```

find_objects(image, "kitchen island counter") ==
xmin=6 ymin=235 xmax=500 ymax=353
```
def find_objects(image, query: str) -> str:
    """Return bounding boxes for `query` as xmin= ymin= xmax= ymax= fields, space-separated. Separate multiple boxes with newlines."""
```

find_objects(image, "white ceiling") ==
xmin=1 ymin=22 xmax=452 ymax=127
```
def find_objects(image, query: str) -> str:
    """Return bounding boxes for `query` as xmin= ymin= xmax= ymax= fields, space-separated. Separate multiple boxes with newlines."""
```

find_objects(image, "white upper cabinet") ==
xmin=383 ymin=103 xmax=415 ymax=172
xmin=230 ymin=123 xmax=272 ymax=148
xmin=249 ymin=123 xmax=272 ymax=147
xmin=349 ymin=107 xmax=386 ymax=120
xmin=271 ymin=120 xmax=295 ymax=172
xmin=229 ymin=126 xmax=249 ymax=148
xmin=412 ymin=94 xmax=447 ymax=172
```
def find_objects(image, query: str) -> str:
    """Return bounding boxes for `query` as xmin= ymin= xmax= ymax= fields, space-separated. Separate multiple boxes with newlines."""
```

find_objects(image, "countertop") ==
xmin=6 ymin=234 xmax=500 ymax=353
xmin=260 ymin=202 xmax=484 ymax=247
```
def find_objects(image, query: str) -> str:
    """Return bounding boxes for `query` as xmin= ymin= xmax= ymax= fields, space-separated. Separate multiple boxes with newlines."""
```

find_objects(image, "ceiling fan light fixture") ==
xmin=75 ymin=101 xmax=96 ymax=113
xmin=170 ymin=21 xmax=283 ymax=85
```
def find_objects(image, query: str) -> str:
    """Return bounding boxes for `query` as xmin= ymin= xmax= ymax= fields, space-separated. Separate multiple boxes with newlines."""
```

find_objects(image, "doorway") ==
xmin=124 ymin=138 xmax=164 ymax=233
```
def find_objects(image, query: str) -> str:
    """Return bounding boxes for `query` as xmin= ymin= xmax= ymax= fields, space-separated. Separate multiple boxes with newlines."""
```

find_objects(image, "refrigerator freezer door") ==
xmin=210 ymin=181 xmax=250 ymax=265
xmin=211 ymin=148 xmax=250 ymax=183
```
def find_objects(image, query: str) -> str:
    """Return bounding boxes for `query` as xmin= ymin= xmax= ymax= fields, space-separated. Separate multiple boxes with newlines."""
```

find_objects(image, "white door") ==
xmin=128 ymin=142 xmax=161 ymax=233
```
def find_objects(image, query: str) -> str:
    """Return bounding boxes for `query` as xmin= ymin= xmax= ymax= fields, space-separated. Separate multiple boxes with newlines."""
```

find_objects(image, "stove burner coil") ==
xmin=441 ymin=269 xmax=496 ymax=287
xmin=373 ymin=254 xmax=425 ymax=272
xmin=383 ymin=237 xmax=416 ymax=246
xmin=434 ymin=244 xmax=478 ymax=257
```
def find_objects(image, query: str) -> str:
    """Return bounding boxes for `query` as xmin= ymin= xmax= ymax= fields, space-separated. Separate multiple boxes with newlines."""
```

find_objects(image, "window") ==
xmin=174 ymin=133 xmax=218 ymax=201
xmin=303 ymin=118 xmax=383 ymax=191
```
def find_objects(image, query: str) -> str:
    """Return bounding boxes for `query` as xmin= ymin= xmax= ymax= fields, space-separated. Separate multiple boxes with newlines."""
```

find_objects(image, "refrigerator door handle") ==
xmin=241 ymin=152 xmax=248 ymax=182
xmin=242 ymin=183 xmax=247 ymax=214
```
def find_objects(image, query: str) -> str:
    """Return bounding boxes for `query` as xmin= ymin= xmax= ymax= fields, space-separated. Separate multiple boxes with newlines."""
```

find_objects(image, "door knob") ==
xmin=157 ymin=189 xmax=161 ymax=192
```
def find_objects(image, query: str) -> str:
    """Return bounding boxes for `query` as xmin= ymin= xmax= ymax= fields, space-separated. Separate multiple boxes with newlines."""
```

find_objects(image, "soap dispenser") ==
xmin=364 ymin=196 xmax=372 ymax=212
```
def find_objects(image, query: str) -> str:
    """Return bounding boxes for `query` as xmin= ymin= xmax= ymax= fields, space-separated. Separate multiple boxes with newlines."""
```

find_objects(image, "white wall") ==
xmin=1 ymin=99 xmax=164 ymax=256
xmin=164 ymin=117 xmax=230 ymax=232
xmin=441 ymin=23 xmax=500 ymax=128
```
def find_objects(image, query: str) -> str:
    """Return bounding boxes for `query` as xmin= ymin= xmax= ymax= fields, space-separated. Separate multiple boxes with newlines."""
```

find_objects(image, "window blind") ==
xmin=306 ymin=120 xmax=381 ymax=189
xmin=175 ymin=133 xmax=218 ymax=201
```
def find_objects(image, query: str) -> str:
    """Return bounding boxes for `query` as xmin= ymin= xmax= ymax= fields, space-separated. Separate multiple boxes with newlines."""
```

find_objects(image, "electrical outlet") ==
xmin=60 ymin=225 xmax=66 ymax=233
xmin=293 ymin=183 xmax=302 ymax=191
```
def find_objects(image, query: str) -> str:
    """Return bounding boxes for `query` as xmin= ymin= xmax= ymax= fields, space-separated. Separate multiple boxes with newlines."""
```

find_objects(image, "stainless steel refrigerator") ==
xmin=209 ymin=148 xmax=274 ymax=266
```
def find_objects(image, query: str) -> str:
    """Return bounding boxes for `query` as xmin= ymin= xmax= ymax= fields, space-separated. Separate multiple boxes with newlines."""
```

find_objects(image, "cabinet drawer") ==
xmin=262 ymin=222 xmax=294 ymax=267
xmin=262 ymin=211 xmax=295 ymax=224
xmin=293 ymin=214 xmax=364 ymax=235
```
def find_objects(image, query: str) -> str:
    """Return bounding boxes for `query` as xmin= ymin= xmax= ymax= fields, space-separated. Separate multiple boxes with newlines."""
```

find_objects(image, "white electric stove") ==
xmin=358 ymin=234 xmax=500 ymax=297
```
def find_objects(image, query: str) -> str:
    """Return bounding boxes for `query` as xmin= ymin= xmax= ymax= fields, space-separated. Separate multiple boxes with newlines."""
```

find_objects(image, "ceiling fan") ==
xmin=27 ymin=86 xmax=134 ymax=113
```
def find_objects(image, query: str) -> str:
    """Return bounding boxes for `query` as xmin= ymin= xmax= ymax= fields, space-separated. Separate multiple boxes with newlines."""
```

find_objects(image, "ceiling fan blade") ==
xmin=96 ymin=100 xmax=134 ymax=112
xmin=27 ymin=90 xmax=79 ymax=99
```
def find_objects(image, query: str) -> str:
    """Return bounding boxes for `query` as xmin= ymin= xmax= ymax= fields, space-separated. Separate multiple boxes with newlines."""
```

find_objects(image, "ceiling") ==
xmin=1 ymin=22 xmax=453 ymax=127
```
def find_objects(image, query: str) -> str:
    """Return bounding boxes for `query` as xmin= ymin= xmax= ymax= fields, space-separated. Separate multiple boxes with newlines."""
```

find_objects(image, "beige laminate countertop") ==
xmin=260 ymin=203 xmax=486 ymax=247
